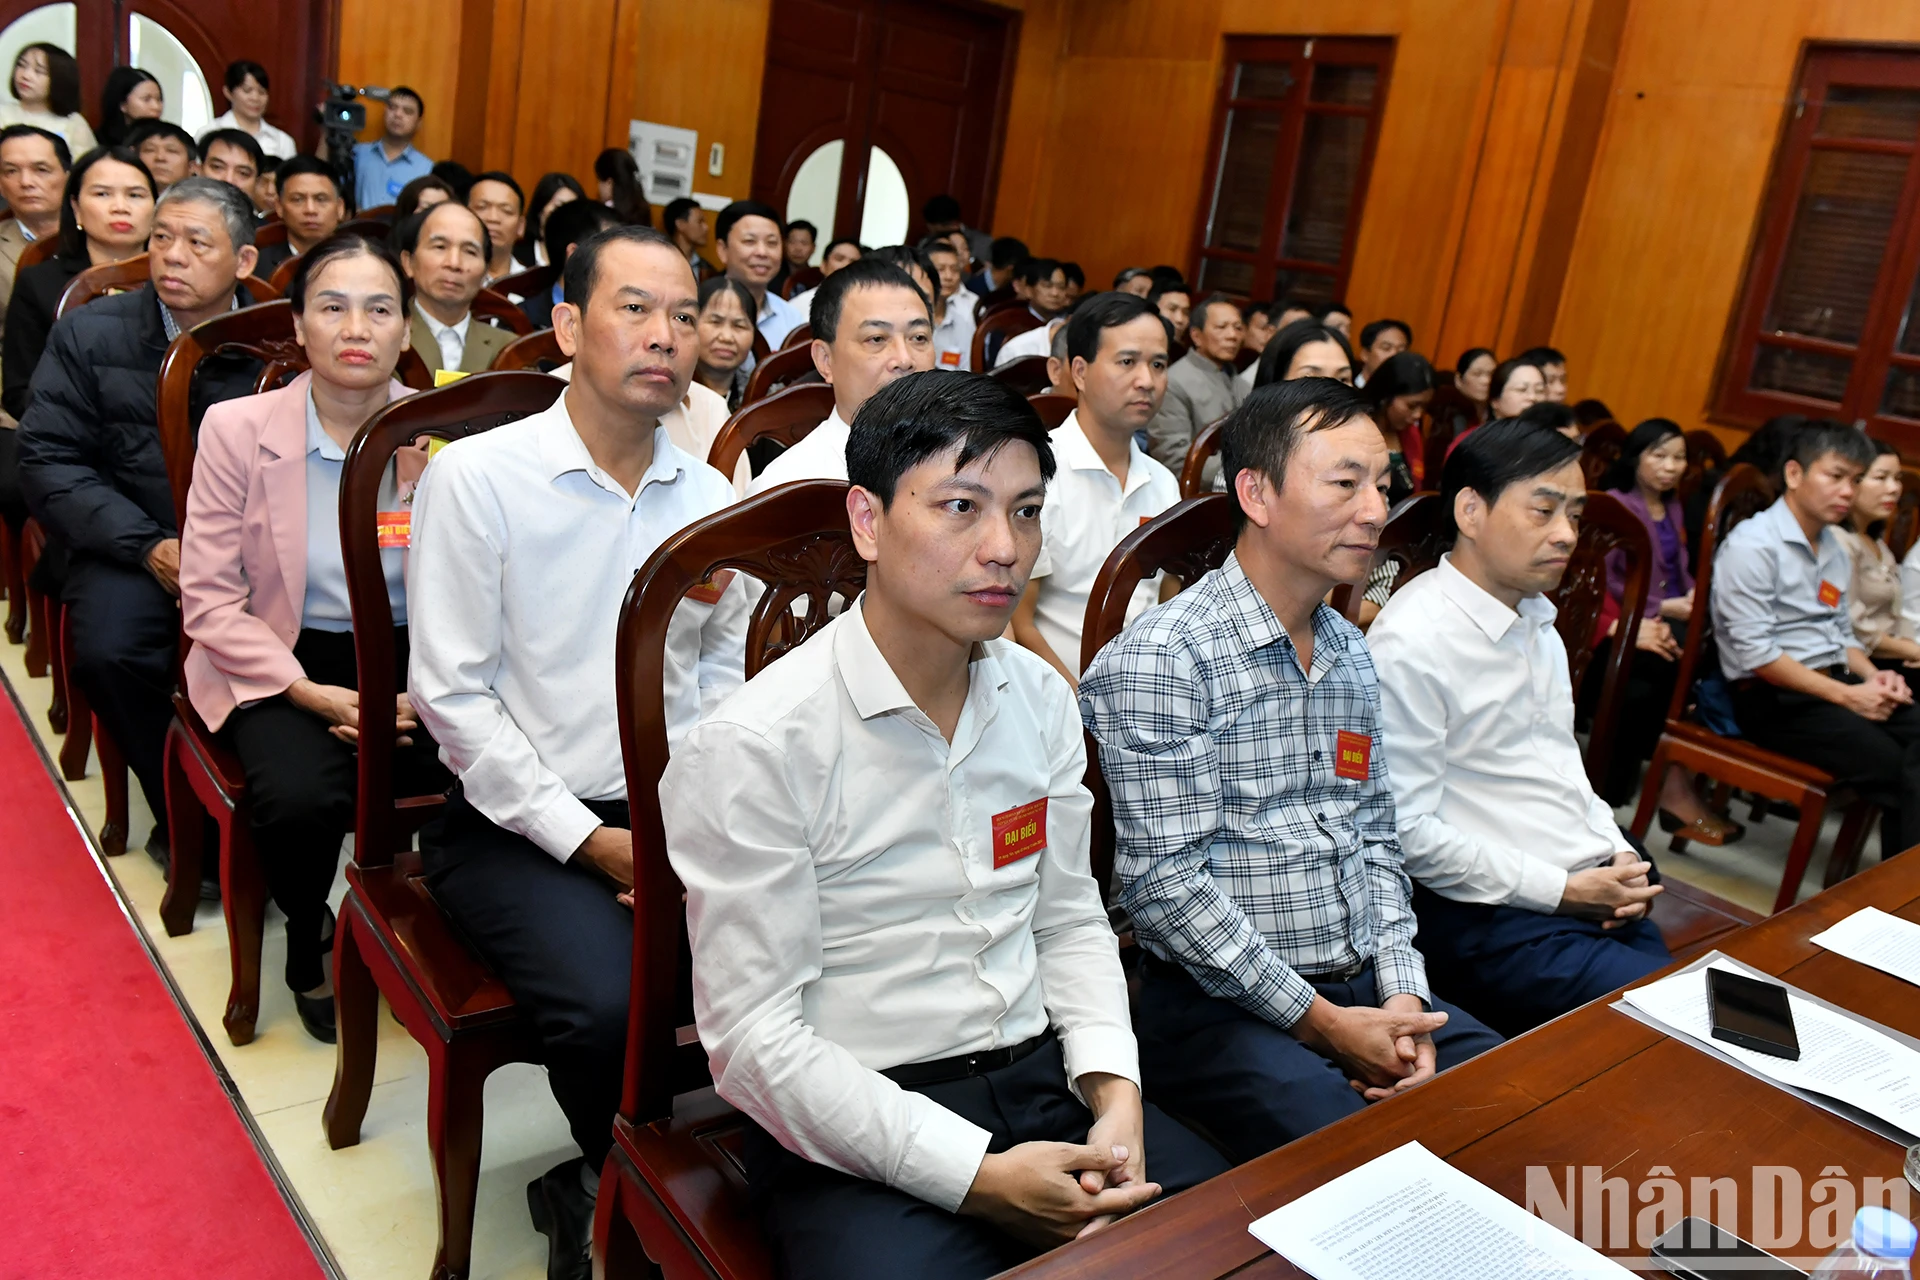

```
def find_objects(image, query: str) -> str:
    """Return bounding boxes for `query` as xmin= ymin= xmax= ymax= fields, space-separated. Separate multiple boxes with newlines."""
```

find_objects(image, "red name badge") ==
xmin=1334 ymin=730 xmax=1372 ymax=781
xmin=940 ymin=349 xmax=962 ymax=368
xmin=686 ymin=568 xmax=736 ymax=605
xmin=1819 ymin=580 xmax=1841 ymax=608
xmin=992 ymin=798 xmax=1048 ymax=869
xmin=375 ymin=510 xmax=411 ymax=549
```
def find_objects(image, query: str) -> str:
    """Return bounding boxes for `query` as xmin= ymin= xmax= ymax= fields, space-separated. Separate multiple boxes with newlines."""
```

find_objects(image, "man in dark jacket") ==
xmin=18 ymin=177 xmax=261 ymax=835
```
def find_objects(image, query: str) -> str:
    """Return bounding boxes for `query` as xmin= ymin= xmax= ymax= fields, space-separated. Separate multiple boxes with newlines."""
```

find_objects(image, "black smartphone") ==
xmin=1707 ymin=969 xmax=1800 ymax=1061
xmin=1650 ymin=1217 xmax=1805 ymax=1277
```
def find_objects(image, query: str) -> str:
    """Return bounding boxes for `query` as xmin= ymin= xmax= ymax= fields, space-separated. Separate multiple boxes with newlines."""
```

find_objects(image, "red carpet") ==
xmin=0 ymin=683 xmax=326 ymax=1279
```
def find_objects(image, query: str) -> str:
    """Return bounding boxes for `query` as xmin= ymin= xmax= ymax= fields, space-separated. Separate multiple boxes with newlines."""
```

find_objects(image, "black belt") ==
xmin=1733 ymin=663 xmax=1850 ymax=691
xmin=1143 ymin=950 xmax=1369 ymax=985
xmin=880 ymin=1030 xmax=1053 ymax=1087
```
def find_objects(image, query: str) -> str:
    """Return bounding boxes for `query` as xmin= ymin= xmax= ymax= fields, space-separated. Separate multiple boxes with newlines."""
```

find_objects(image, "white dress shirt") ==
xmin=301 ymin=389 xmax=406 ymax=631
xmin=745 ymin=408 xmax=848 ymax=495
xmin=932 ymin=288 xmax=978 ymax=371
xmin=420 ymin=308 xmax=470 ymax=372
xmin=207 ymin=111 xmax=298 ymax=160
xmin=1030 ymin=413 xmax=1180 ymax=670
xmin=408 ymin=395 xmax=748 ymax=859
xmin=786 ymin=286 xmax=819 ymax=324
xmin=1368 ymin=555 xmax=1627 ymax=914
xmin=1237 ymin=360 xmax=1257 ymax=389
xmin=661 ymin=598 xmax=1137 ymax=1213
xmin=994 ymin=318 xmax=1061 ymax=369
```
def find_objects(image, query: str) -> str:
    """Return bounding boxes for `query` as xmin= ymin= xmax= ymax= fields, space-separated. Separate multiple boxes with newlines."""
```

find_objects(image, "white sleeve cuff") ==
xmin=1515 ymin=857 xmax=1569 ymax=916
xmin=891 ymin=1095 xmax=995 ymax=1213
xmin=1059 ymin=1025 xmax=1141 ymax=1106
xmin=528 ymin=793 xmax=605 ymax=862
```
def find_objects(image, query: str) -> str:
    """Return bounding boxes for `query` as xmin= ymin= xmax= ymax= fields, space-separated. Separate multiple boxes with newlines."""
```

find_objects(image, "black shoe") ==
xmin=144 ymin=827 xmax=169 ymax=872
xmin=526 ymin=1157 xmax=593 ymax=1280
xmin=294 ymin=991 xmax=336 ymax=1044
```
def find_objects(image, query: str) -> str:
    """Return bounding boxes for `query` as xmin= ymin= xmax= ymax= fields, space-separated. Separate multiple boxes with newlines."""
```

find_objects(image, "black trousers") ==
xmin=0 ymin=428 xmax=26 ymax=533
xmin=1733 ymin=673 xmax=1920 ymax=855
xmin=1584 ymin=632 xmax=1685 ymax=806
xmin=64 ymin=553 xmax=178 ymax=822
xmin=422 ymin=789 xmax=632 ymax=1166
xmin=224 ymin=627 xmax=448 ymax=993
xmin=744 ymin=1036 xmax=1230 ymax=1280
xmin=1134 ymin=959 xmax=1503 ymax=1167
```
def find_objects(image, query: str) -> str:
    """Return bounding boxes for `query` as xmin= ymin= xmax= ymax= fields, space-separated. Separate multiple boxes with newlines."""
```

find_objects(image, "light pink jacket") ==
xmin=180 ymin=372 xmax=410 ymax=730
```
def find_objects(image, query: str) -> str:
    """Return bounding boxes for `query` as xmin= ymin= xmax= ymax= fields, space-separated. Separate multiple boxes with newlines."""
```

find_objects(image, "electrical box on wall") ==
xmin=708 ymin=143 xmax=725 ymax=177
xmin=627 ymin=120 xmax=699 ymax=205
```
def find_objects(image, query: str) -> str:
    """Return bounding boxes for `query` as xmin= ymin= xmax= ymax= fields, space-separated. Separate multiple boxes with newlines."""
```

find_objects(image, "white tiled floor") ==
xmin=2 ymin=614 xmax=1881 ymax=1278
xmin=0 ymin=637 xmax=568 ymax=1280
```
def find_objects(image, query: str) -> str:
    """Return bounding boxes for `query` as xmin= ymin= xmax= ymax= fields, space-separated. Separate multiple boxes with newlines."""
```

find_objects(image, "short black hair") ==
xmin=275 ymin=154 xmax=341 ymax=195
xmin=562 ymin=223 xmax=683 ymax=309
xmin=1190 ymin=291 xmax=1239 ymax=333
xmin=820 ymin=236 xmax=861 ymax=263
xmin=128 ymin=119 xmax=195 ymax=161
xmin=786 ymin=218 xmax=817 ymax=239
xmin=287 ymin=233 xmax=408 ymax=315
xmin=988 ymin=236 xmax=1027 ymax=270
xmin=1602 ymin=417 xmax=1684 ymax=493
xmin=1454 ymin=345 xmax=1495 ymax=376
xmin=387 ymin=85 xmax=424 ymax=116
xmin=1146 ymin=278 xmax=1191 ymax=305
xmin=1518 ymin=344 xmax=1567 ymax=368
xmin=846 ymin=370 xmax=1055 ymax=508
xmin=430 ymin=160 xmax=471 ymax=199
xmin=1318 ymin=302 xmax=1353 ymax=321
xmin=1787 ymin=422 xmax=1877 ymax=475
xmin=1219 ymin=378 xmax=1373 ymax=528
xmin=1730 ymin=414 xmax=1817 ymax=483
xmin=1112 ymin=266 xmax=1149 ymax=290
xmin=921 ymin=193 xmax=963 ymax=224
xmin=811 ymin=256 xmax=929 ymax=343
xmin=1018 ymin=256 xmax=1062 ymax=287
xmin=1359 ymin=317 xmax=1412 ymax=350
xmin=1359 ymin=351 xmax=1434 ymax=411
xmin=1059 ymin=261 xmax=1084 ymax=288
xmin=1255 ymin=319 xmax=1355 ymax=386
xmin=1 ymin=122 xmax=71 ymax=169
xmin=1572 ymin=397 xmax=1615 ymax=426
xmin=1442 ymin=419 xmax=1583 ymax=534
xmin=715 ymin=199 xmax=782 ymax=244
xmin=394 ymin=173 xmax=455 ymax=220
xmin=468 ymin=170 xmax=523 ymax=210
xmin=396 ymin=199 xmax=492 ymax=263
xmin=1147 ymin=265 xmax=1186 ymax=289
xmin=866 ymin=244 xmax=935 ymax=293
xmin=1066 ymin=291 xmax=1174 ymax=365
xmin=224 ymin=59 xmax=269 ymax=92
xmin=662 ymin=196 xmax=699 ymax=232
xmin=199 ymin=127 xmax=264 ymax=172
xmin=15 ymin=44 xmax=80 ymax=117
xmin=918 ymin=235 xmax=962 ymax=260
xmin=1517 ymin=400 xmax=1578 ymax=433
xmin=544 ymin=198 xmax=620 ymax=271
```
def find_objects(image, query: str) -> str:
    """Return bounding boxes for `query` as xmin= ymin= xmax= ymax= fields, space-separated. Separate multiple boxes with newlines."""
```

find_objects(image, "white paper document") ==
xmin=1247 ymin=1141 xmax=1636 ymax=1280
xmin=1621 ymin=960 xmax=1920 ymax=1135
xmin=1812 ymin=906 xmax=1920 ymax=987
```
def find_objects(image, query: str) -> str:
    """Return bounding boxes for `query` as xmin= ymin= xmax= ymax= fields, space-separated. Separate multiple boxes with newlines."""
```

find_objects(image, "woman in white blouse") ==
xmin=0 ymin=44 xmax=95 ymax=152
xmin=1840 ymin=441 xmax=1920 ymax=694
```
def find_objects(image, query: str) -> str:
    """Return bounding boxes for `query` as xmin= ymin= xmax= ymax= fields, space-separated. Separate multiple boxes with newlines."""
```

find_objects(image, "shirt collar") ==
xmin=758 ymin=290 xmax=792 ymax=322
xmin=1216 ymin=551 xmax=1351 ymax=665
xmin=1765 ymin=495 xmax=1824 ymax=556
xmin=1054 ymin=413 xmax=1155 ymax=496
xmin=834 ymin=594 xmax=1003 ymax=721
xmin=419 ymin=306 xmax=470 ymax=341
xmin=159 ymin=292 xmax=240 ymax=343
xmin=1434 ymin=553 xmax=1554 ymax=642
xmin=304 ymin=388 xmax=347 ymax=461
xmin=534 ymin=395 xmax=689 ymax=493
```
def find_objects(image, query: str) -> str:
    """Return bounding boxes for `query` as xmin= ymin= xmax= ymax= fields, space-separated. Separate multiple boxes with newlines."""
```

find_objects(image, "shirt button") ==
xmin=1313 ymin=750 xmax=1322 ymax=760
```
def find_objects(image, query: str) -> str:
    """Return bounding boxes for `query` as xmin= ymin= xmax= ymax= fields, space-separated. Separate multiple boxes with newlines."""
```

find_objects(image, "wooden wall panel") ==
xmin=627 ymin=0 xmax=774 ymax=203
xmin=503 ymin=0 xmax=621 ymax=188
xmin=336 ymin=0 xmax=465 ymax=161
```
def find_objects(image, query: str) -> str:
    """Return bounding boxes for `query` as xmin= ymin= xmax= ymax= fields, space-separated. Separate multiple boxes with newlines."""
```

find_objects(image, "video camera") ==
xmin=315 ymin=82 xmax=391 ymax=212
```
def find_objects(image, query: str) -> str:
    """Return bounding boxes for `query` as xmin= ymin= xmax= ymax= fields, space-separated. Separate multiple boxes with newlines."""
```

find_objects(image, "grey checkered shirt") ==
xmin=1079 ymin=551 xmax=1429 ymax=1029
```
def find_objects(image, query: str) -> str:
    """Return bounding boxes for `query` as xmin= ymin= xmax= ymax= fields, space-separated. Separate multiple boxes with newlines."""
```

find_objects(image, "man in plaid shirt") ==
xmin=1080 ymin=379 xmax=1500 ymax=1164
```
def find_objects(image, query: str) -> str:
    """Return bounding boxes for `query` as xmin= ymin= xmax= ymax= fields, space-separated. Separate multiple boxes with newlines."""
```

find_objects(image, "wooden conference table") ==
xmin=1009 ymin=859 xmax=1920 ymax=1279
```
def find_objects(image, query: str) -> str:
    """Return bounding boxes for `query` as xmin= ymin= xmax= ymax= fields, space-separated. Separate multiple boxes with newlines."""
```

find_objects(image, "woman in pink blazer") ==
xmin=180 ymin=234 xmax=448 ymax=1043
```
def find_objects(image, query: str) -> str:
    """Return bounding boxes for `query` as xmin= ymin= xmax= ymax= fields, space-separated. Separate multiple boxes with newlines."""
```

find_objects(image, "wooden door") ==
xmin=750 ymin=0 xmax=1015 ymax=246
xmin=0 ymin=0 xmax=333 ymax=152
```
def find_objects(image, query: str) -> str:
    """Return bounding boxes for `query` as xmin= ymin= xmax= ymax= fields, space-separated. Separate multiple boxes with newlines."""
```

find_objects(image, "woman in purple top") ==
xmin=1597 ymin=419 xmax=1742 ymax=844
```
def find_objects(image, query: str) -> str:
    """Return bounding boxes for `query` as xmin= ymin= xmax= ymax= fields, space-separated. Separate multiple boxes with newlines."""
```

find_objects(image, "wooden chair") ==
xmin=55 ymin=254 xmax=149 ymax=319
xmin=1 ymin=518 xmax=23 ymax=645
xmin=989 ymin=355 xmax=1052 ymax=397
xmin=1180 ymin=418 xmax=1227 ymax=499
xmin=707 ymin=383 xmax=835 ymax=483
xmin=1336 ymin=493 xmax=1450 ymax=625
xmin=20 ymin=518 xmax=47 ymax=677
xmin=268 ymin=252 xmax=301 ymax=293
xmin=491 ymin=261 xmax=558 ymax=302
xmin=781 ymin=265 xmax=822 ymax=299
xmin=742 ymin=341 xmax=816 ymax=405
xmin=1679 ymin=430 xmax=1729 ymax=504
xmin=1028 ymin=392 xmax=1076 ymax=430
xmin=750 ymin=329 xmax=771 ymax=365
xmin=326 ymin=373 xmax=559 ymax=1280
xmin=1543 ymin=491 xmax=1651 ymax=793
xmin=1889 ymin=466 xmax=1920 ymax=560
xmin=596 ymin=480 xmax=860 ymax=1280
xmin=356 ymin=204 xmax=398 ymax=224
xmin=243 ymin=274 xmax=282 ymax=301
xmin=1628 ymin=465 xmax=1878 ymax=912
xmin=470 ymin=286 xmax=533 ymax=336
xmin=340 ymin=215 xmax=394 ymax=240
xmin=970 ymin=305 xmax=1040 ymax=373
xmin=971 ymin=283 xmax=1015 ymax=321
xmin=253 ymin=221 xmax=289 ymax=250
xmin=1078 ymin=494 xmax=1239 ymax=897
xmin=488 ymin=327 xmax=563 ymax=372
xmin=778 ymin=322 xmax=812 ymax=351
xmin=1579 ymin=419 xmax=1626 ymax=488
xmin=17 ymin=234 xmax=55 ymax=272
xmin=155 ymin=301 xmax=319 ymax=1035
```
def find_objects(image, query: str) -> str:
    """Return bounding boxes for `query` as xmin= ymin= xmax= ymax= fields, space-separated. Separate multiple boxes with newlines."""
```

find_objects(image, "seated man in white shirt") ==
xmin=923 ymin=235 xmax=977 ymax=370
xmin=1013 ymin=292 xmax=1180 ymax=684
xmin=747 ymin=257 xmax=935 ymax=493
xmin=1368 ymin=419 xmax=1668 ymax=1036
xmin=716 ymin=199 xmax=802 ymax=348
xmin=396 ymin=200 xmax=513 ymax=373
xmin=408 ymin=224 xmax=748 ymax=1280
xmin=664 ymin=370 xmax=1226 ymax=1280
